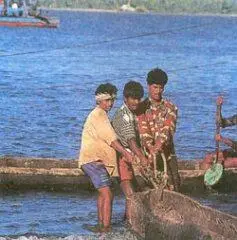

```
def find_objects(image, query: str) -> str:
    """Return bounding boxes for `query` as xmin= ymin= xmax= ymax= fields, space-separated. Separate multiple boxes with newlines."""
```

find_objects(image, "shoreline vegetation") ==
xmin=38 ymin=0 xmax=237 ymax=14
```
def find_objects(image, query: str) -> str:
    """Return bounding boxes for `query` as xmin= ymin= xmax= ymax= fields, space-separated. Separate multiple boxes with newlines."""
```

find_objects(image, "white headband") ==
xmin=95 ymin=93 xmax=116 ymax=102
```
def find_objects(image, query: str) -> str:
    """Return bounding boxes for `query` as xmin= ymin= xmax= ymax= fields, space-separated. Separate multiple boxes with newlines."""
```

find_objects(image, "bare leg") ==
xmin=120 ymin=180 xmax=134 ymax=223
xmin=98 ymin=186 xmax=113 ymax=230
xmin=167 ymin=156 xmax=181 ymax=192
xmin=223 ymin=157 xmax=237 ymax=168
xmin=97 ymin=190 xmax=103 ymax=226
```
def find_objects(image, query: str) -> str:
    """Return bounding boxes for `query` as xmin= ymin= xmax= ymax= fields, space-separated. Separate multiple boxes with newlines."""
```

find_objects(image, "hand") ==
xmin=148 ymin=141 xmax=162 ymax=155
xmin=148 ymin=145 xmax=157 ymax=155
xmin=215 ymin=134 xmax=222 ymax=142
xmin=216 ymin=96 xmax=223 ymax=106
xmin=140 ymin=155 xmax=151 ymax=166
xmin=124 ymin=151 xmax=134 ymax=163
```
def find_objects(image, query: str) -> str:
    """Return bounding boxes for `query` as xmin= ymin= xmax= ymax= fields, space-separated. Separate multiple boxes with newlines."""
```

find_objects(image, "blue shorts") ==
xmin=81 ymin=161 xmax=112 ymax=189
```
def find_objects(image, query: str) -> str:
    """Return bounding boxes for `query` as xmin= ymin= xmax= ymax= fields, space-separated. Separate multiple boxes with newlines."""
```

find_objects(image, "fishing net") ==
xmin=133 ymin=152 xmax=170 ymax=191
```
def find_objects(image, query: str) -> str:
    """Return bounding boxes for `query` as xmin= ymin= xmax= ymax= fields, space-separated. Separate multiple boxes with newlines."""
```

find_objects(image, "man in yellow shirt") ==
xmin=79 ymin=83 xmax=134 ymax=232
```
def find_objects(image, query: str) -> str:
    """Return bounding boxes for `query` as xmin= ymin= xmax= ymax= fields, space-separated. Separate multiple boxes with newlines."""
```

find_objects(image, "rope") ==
xmin=161 ymin=152 xmax=169 ymax=188
xmin=0 ymin=23 xmax=213 ymax=58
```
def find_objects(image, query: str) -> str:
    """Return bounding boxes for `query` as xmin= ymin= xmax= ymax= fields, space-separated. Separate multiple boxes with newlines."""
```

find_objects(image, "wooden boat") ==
xmin=129 ymin=189 xmax=237 ymax=239
xmin=0 ymin=156 xmax=236 ymax=238
xmin=0 ymin=15 xmax=59 ymax=28
xmin=0 ymin=156 xmax=237 ymax=194
xmin=0 ymin=1 xmax=59 ymax=28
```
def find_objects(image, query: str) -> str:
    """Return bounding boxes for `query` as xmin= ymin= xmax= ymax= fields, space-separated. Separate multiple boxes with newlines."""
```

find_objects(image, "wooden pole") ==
xmin=215 ymin=99 xmax=222 ymax=164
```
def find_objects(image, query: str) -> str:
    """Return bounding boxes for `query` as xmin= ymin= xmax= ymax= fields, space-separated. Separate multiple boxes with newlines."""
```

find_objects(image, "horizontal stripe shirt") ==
xmin=112 ymin=103 xmax=139 ymax=148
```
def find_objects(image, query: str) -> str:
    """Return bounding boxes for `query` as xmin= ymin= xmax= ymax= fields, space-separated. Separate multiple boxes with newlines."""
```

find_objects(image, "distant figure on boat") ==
xmin=136 ymin=68 xmax=181 ymax=192
xmin=201 ymin=96 xmax=237 ymax=170
xmin=27 ymin=0 xmax=39 ymax=16
xmin=1 ymin=0 xmax=28 ymax=17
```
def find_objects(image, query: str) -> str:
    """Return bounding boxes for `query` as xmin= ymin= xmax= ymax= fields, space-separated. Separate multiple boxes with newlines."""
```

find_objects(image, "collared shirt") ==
xmin=112 ymin=103 xmax=139 ymax=148
xmin=222 ymin=114 xmax=237 ymax=128
xmin=136 ymin=98 xmax=178 ymax=152
xmin=78 ymin=106 xmax=118 ymax=176
xmin=221 ymin=114 xmax=236 ymax=151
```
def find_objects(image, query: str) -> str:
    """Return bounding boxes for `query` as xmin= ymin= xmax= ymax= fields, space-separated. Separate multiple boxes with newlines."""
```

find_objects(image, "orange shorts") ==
xmin=118 ymin=155 xmax=134 ymax=181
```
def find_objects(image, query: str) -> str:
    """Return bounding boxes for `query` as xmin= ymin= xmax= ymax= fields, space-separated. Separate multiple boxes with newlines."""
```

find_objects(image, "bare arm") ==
xmin=110 ymin=140 xmax=134 ymax=163
xmin=128 ymin=138 xmax=150 ymax=165
xmin=216 ymin=134 xmax=237 ymax=152
xmin=216 ymin=97 xmax=237 ymax=128
xmin=221 ymin=137 xmax=237 ymax=151
xmin=222 ymin=115 xmax=237 ymax=128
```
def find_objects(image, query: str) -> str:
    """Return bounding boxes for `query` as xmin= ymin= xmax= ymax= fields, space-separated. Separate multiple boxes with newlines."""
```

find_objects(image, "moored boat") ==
xmin=0 ymin=15 xmax=59 ymax=27
xmin=1 ymin=156 xmax=236 ymax=238
xmin=0 ymin=156 xmax=237 ymax=193
xmin=0 ymin=0 xmax=59 ymax=28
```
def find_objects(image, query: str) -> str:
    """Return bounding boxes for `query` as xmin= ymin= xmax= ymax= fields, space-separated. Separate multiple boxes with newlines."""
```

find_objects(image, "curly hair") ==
xmin=123 ymin=80 xmax=144 ymax=99
xmin=95 ymin=83 xmax=118 ymax=96
xmin=147 ymin=68 xmax=168 ymax=86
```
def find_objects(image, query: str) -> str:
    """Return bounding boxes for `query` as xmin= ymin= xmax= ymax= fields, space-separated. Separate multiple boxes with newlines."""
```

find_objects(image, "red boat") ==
xmin=0 ymin=0 xmax=59 ymax=28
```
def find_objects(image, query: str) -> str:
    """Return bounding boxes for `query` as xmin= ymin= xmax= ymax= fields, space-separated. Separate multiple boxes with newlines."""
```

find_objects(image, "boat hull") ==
xmin=1 ymin=156 xmax=236 ymax=238
xmin=0 ymin=156 xmax=237 ymax=193
xmin=129 ymin=189 xmax=237 ymax=239
xmin=0 ymin=16 xmax=59 ymax=28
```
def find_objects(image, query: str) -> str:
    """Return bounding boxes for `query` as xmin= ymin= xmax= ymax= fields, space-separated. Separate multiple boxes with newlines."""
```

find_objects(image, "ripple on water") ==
xmin=0 ymin=229 xmax=139 ymax=240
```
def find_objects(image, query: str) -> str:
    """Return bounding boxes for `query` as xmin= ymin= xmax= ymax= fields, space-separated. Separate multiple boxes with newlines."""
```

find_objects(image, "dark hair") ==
xmin=123 ymin=80 xmax=144 ymax=99
xmin=146 ymin=68 xmax=168 ymax=86
xmin=95 ymin=83 xmax=118 ymax=96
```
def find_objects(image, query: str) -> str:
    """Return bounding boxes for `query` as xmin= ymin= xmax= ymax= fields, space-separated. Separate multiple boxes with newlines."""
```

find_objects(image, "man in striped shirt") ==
xmin=112 ymin=81 xmax=149 ymax=222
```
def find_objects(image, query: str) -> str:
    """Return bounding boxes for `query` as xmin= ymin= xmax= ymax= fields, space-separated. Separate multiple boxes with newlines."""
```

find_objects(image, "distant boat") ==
xmin=0 ymin=15 xmax=59 ymax=28
xmin=0 ymin=0 xmax=59 ymax=28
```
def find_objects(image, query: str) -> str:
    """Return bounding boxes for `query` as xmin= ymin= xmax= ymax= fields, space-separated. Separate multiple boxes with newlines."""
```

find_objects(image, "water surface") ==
xmin=0 ymin=10 xmax=236 ymax=238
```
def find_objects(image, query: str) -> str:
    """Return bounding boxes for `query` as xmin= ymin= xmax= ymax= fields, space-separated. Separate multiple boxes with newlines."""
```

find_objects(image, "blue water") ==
xmin=0 ymin=10 xmax=237 ymax=238
xmin=0 ymin=10 xmax=236 ymax=160
xmin=0 ymin=191 xmax=135 ymax=239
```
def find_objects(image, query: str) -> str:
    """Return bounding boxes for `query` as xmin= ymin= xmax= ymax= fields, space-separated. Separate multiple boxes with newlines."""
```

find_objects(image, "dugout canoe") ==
xmin=0 ymin=156 xmax=237 ymax=193
xmin=129 ymin=188 xmax=237 ymax=239
xmin=1 ymin=156 xmax=236 ymax=239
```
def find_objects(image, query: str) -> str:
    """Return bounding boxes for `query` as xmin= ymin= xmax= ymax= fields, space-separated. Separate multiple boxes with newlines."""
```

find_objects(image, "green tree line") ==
xmin=38 ymin=0 xmax=237 ymax=14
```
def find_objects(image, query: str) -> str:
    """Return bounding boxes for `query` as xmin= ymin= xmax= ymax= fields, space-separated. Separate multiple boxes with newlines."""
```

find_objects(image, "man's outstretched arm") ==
xmin=216 ymin=134 xmax=237 ymax=152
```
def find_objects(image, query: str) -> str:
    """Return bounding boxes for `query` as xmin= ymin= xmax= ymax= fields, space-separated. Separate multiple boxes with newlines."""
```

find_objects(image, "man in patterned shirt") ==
xmin=136 ymin=68 xmax=181 ymax=192
xmin=112 ymin=81 xmax=149 ymax=221
xmin=201 ymin=96 xmax=237 ymax=169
